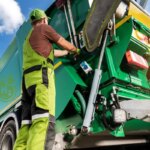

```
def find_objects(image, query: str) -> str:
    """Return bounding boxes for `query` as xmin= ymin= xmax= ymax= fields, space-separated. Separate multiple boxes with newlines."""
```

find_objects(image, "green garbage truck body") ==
xmin=0 ymin=0 xmax=150 ymax=149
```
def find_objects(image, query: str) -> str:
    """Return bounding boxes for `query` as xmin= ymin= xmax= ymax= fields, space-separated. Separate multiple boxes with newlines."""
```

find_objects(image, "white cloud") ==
xmin=0 ymin=0 xmax=24 ymax=34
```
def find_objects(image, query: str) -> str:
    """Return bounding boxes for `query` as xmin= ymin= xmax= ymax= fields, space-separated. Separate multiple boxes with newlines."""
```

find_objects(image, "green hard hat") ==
xmin=30 ymin=9 xmax=49 ymax=22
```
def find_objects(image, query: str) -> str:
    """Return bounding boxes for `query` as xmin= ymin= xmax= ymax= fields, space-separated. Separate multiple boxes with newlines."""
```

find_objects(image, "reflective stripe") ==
xmin=42 ymin=67 xmax=48 ymax=87
xmin=23 ymin=58 xmax=54 ymax=75
xmin=47 ymin=58 xmax=54 ymax=65
xmin=23 ymin=65 xmax=42 ymax=74
xmin=32 ymin=113 xmax=49 ymax=120
xmin=22 ymin=120 xmax=32 ymax=125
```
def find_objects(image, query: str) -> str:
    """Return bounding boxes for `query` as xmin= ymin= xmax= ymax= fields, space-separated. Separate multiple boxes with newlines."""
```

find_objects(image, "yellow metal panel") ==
xmin=115 ymin=15 xmax=132 ymax=29
xmin=128 ymin=2 xmax=150 ymax=28
xmin=132 ymin=29 xmax=150 ymax=47
xmin=54 ymin=61 xmax=62 ymax=70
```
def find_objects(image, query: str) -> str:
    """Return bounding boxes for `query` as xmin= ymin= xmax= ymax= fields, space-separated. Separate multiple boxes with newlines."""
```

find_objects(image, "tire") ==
xmin=0 ymin=120 xmax=16 ymax=150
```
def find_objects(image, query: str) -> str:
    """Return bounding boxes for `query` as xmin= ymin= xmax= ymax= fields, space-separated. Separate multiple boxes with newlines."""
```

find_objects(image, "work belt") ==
xmin=23 ymin=58 xmax=54 ymax=74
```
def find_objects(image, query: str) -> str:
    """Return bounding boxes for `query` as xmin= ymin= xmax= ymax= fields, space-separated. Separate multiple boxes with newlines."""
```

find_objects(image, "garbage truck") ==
xmin=0 ymin=0 xmax=150 ymax=149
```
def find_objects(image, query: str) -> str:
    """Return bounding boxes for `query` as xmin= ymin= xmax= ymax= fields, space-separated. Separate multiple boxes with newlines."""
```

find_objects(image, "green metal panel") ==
xmin=0 ymin=21 xmax=31 ymax=117
xmin=129 ymin=37 xmax=148 ymax=55
xmin=100 ymin=83 xmax=150 ymax=101
xmin=104 ymin=47 xmax=118 ymax=78
xmin=110 ymin=18 xmax=133 ymax=71
xmin=47 ymin=0 xmax=89 ymax=38
xmin=102 ymin=18 xmax=150 ymax=89
xmin=124 ymin=119 xmax=150 ymax=132
xmin=0 ymin=38 xmax=21 ymax=115
xmin=116 ymin=86 xmax=150 ymax=99
xmin=55 ymin=63 xmax=86 ymax=118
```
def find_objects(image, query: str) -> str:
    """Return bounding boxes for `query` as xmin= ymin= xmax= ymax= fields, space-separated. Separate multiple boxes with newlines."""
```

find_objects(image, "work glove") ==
xmin=76 ymin=48 xmax=81 ymax=55
xmin=73 ymin=48 xmax=81 ymax=61
xmin=69 ymin=48 xmax=80 ymax=55
xmin=68 ymin=48 xmax=81 ymax=61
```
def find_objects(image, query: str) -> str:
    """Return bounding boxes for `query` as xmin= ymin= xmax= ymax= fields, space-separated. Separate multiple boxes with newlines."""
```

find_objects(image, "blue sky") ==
xmin=0 ymin=0 xmax=55 ymax=56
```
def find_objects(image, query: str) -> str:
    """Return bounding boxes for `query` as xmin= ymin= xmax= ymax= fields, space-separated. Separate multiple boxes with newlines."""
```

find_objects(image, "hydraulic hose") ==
xmin=71 ymin=95 xmax=81 ymax=114
xmin=75 ymin=90 xmax=86 ymax=117
xmin=70 ymin=90 xmax=86 ymax=117
xmin=102 ymin=106 xmax=116 ymax=131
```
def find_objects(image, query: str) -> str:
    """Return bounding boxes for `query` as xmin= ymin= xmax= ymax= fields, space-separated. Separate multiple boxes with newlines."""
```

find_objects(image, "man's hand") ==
xmin=54 ymin=49 xmax=69 ymax=57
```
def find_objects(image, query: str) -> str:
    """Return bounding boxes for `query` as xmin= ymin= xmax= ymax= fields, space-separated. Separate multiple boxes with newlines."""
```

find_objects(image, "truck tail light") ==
xmin=126 ymin=50 xmax=149 ymax=70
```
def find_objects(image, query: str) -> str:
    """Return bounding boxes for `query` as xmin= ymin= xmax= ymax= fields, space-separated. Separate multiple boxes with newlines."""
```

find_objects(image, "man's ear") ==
xmin=41 ymin=18 xmax=46 ymax=24
xmin=44 ymin=18 xmax=48 ymax=24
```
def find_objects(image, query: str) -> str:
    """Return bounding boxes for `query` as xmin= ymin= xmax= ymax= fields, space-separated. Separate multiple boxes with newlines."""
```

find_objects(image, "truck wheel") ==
xmin=0 ymin=120 xmax=16 ymax=150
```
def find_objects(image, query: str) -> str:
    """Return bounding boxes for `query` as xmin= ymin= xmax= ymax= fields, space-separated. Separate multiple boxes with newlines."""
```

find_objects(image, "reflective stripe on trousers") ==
xmin=13 ymin=118 xmax=55 ymax=150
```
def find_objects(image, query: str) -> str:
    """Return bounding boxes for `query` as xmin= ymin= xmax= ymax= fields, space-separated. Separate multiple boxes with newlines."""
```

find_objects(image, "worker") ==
xmin=13 ymin=9 xmax=80 ymax=150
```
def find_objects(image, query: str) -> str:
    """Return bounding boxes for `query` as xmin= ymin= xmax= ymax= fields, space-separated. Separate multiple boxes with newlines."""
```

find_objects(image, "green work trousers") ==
xmin=13 ymin=68 xmax=56 ymax=150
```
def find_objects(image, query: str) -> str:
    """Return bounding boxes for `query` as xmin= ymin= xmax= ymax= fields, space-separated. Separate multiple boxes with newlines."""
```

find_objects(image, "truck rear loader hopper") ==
xmin=0 ymin=0 xmax=150 ymax=149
